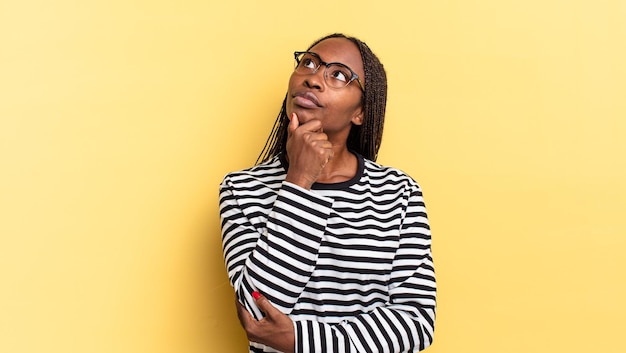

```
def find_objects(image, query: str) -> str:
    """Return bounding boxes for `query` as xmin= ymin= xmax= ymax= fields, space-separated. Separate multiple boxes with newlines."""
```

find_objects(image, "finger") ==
xmin=288 ymin=113 xmax=299 ymax=134
xmin=252 ymin=291 xmax=280 ymax=319
xmin=310 ymin=132 xmax=329 ymax=142
xmin=299 ymin=118 xmax=323 ymax=132
xmin=235 ymin=300 xmax=254 ymax=327
xmin=236 ymin=300 xmax=263 ymax=342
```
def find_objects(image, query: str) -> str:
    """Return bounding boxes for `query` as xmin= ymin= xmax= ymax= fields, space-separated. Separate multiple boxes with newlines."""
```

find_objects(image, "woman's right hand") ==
xmin=285 ymin=113 xmax=333 ymax=189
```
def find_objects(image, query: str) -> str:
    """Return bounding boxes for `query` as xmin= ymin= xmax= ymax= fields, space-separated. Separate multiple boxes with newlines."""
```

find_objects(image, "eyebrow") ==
xmin=309 ymin=51 xmax=358 ymax=72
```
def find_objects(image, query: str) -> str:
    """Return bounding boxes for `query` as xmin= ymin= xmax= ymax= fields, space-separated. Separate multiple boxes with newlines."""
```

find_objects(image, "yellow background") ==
xmin=1 ymin=1 xmax=625 ymax=352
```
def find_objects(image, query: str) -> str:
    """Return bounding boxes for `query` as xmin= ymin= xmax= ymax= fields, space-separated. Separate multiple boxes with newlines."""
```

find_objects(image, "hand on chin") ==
xmin=288 ymin=107 xmax=319 ymax=125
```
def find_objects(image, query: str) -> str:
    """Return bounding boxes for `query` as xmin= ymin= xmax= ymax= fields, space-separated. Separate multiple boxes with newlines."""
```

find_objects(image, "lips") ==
xmin=292 ymin=91 xmax=322 ymax=108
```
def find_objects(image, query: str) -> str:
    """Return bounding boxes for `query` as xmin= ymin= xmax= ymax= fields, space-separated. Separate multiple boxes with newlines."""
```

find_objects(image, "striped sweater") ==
xmin=219 ymin=154 xmax=436 ymax=352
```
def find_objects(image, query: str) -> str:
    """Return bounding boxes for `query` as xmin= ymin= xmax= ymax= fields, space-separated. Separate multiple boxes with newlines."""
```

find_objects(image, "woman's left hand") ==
xmin=235 ymin=292 xmax=295 ymax=353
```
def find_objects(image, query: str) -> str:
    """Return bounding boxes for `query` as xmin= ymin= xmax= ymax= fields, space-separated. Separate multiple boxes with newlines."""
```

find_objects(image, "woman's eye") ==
xmin=302 ymin=58 xmax=316 ymax=69
xmin=330 ymin=69 xmax=349 ymax=82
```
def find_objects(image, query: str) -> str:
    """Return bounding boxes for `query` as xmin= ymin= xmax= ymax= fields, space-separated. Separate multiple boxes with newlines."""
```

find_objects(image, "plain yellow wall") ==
xmin=1 ymin=1 xmax=625 ymax=352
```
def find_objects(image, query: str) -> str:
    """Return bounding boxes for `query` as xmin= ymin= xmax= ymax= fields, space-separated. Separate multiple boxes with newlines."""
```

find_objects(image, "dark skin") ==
xmin=235 ymin=37 xmax=366 ymax=351
xmin=236 ymin=293 xmax=295 ymax=353
xmin=285 ymin=37 xmax=365 ymax=189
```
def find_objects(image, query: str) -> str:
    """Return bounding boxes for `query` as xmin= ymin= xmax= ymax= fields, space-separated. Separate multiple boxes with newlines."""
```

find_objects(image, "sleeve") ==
xmin=292 ymin=185 xmax=436 ymax=353
xmin=219 ymin=176 xmax=334 ymax=320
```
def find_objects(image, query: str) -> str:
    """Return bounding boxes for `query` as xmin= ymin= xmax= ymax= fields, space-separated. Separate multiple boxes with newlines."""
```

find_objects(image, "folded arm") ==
xmin=220 ymin=178 xmax=333 ymax=319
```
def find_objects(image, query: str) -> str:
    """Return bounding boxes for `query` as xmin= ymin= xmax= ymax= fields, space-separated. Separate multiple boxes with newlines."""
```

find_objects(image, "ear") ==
xmin=351 ymin=108 xmax=364 ymax=126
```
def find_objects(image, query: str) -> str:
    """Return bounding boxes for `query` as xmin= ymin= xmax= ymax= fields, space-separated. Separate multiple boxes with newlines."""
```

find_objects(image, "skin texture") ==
xmin=236 ymin=293 xmax=295 ymax=353
xmin=235 ymin=37 xmax=366 ymax=351
xmin=284 ymin=37 xmax=365 ymax=189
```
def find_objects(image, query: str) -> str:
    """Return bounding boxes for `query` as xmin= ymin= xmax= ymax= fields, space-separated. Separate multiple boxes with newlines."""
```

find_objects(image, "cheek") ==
xmin=333 ymin=92 xmax=362 ymax=115
xmin=287 ymin=73 xmax=301 ymax=92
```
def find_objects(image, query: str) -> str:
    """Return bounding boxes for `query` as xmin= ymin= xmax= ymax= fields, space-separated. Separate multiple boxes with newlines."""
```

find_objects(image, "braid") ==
xmin=256 ymin=94 xmax=289 ymax=164
xmin=348 ymin=38 xmax=387 ymax=161
xmin=256 ymin=33 xmax=387 ymax=164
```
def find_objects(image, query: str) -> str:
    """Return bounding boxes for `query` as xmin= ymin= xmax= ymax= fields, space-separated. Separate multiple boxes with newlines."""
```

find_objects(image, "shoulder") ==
xmin=220 ymin=156 xmax=286 ymax=190
xmin=362 ymin=158 xmax=422 ymax=192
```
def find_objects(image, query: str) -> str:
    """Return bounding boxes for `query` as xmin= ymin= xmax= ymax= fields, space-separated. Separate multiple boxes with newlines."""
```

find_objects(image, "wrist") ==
xmin=285 ymin=173 xmax=315 ymax=190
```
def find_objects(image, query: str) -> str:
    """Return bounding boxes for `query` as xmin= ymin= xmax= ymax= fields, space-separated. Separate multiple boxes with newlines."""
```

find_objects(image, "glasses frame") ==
xmin=293 ymin=51 xmax=365 ymax=92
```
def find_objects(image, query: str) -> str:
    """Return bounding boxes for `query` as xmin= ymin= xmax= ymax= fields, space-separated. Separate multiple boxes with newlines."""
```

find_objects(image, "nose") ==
xmin=304 ymin=65 xmax=325 ymax=90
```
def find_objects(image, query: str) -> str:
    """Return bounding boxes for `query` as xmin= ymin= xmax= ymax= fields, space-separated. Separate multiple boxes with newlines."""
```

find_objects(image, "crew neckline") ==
xmin=278 ymin=152 xmax=364 ymax=190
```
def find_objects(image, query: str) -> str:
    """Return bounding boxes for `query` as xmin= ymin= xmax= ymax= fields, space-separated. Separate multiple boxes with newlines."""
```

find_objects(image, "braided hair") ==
xmin=256 ymin=33 xmax=387 ymax=163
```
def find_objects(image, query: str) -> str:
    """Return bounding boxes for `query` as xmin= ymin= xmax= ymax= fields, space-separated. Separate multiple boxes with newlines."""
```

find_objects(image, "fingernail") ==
xmin=252 ymin=291 xmax=261 ymax=300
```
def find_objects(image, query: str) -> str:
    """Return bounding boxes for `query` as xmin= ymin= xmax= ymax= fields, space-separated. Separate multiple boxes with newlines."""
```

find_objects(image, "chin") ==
xmin=291 ymin=109 xmax=317 ymax=123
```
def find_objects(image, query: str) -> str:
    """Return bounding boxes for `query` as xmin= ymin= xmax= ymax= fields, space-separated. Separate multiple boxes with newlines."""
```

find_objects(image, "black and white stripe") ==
xmin=220 ymin=154 xmax=436 ymax=352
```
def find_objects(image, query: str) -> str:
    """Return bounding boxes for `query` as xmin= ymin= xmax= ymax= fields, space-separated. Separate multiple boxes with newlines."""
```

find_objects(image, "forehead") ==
xmin=309 ymin=37 xmax=364 ymax=76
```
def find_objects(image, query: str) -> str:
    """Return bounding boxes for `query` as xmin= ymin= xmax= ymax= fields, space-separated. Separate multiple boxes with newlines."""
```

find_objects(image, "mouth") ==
xmin=292 ymin=91 xmax=322 ymax=108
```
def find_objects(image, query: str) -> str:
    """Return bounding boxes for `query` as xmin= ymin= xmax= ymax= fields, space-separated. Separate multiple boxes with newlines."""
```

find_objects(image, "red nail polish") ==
xmin=252 ymin=291 xmax=261 ymax=300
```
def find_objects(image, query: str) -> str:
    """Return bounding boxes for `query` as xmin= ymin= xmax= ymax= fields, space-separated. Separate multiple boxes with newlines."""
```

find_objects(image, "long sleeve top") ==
xmin=219 ymin=154 xmax=436 ymax=353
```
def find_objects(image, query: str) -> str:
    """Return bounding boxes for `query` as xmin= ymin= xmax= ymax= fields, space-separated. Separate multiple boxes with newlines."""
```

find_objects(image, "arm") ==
xmin=292 ymin=186 xmax=436 ymax=353
xmin=220 ymin=177 xmax=334 ymax=320
xmin=220 ymin=112 xmax=335 ymax=320
xmin=236 ymin=292 xmax=296 ymax=353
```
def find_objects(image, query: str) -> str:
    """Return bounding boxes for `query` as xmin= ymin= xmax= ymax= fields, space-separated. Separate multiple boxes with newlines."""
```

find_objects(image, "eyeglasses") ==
xmin=293 ymin=51 xmax=365 ymax=92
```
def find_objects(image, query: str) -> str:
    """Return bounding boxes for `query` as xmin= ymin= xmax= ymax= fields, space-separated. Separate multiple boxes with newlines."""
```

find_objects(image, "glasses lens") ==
xmin=295 ymin=53 xmax=320 ymax=74
xmin=293 ymin=52 xmax=361 ymax=90
xmin=325 ymin=64 xmax=353 ymax=88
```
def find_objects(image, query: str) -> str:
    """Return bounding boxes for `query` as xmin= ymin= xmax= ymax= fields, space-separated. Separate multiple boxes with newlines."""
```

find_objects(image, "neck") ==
xmin=316 ymin=146 xmax=358 ymax=184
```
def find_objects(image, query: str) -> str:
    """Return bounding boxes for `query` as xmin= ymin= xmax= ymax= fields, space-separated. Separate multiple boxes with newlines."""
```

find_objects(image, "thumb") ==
xmin=288 ymin=112 xmax=299 ymax=133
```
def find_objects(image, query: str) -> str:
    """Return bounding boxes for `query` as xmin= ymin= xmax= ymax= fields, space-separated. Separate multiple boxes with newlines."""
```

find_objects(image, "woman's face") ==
xmin=286 ymin=37 xmax=364 ymax=140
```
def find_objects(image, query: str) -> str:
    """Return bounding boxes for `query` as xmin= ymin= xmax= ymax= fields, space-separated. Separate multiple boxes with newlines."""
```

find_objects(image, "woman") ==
xmin=220 ymin=33 xmax=436 ymax=353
